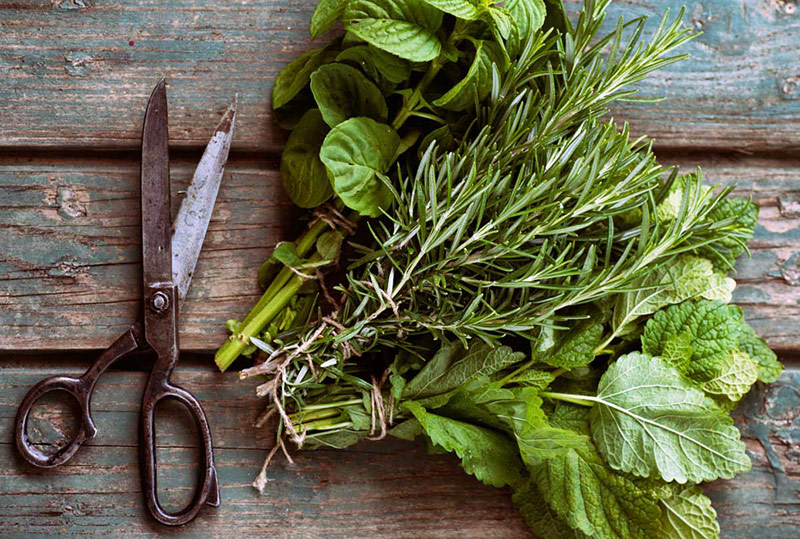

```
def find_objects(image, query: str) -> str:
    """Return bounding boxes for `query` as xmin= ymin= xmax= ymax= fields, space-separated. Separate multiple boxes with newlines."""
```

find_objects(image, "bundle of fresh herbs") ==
xmin=218 ymin=1 xmax=783 ymax=537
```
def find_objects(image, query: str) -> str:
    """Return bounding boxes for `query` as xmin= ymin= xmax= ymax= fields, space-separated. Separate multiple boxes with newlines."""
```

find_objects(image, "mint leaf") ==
xmin=402 ymin=341 xmax=524 ymax=400
xmin=405 ymin=401 xmax=524 ymax=487
xmin=641 ymin=300 xmax=743 ymax=381
xmin=536 ymin=318 xmax=603 ymax=369
xmin=513 ymin=368 xmax=556 ymax=391
xmin=517 ymin=423 xmax=588 ymax=465
xmin=310 ymin=63 xmax=389 ymax=127
xmin=700 ymin=197 xmax=759 ymax=271
xmin=738 ymin=324 xmax=782 ymax=383
xmin=272 ymin=44 xmax=339 ymax=110
xmin=612 ymin=255 xmax=735 ymax=337
xmin=589 ymin=353 xmax=751 ymax=483
xmin=659 ymin=485 xmax=720 ymax=539
xmin=279 ymin=109 xmax=334 ymax=208
xmin=512 ymin=479 xmax=590 ymax=539
xmin=532 ymin=439 xmax=662 ymax=538
xmin=433 ymin=40 xmax=501 ymax=111
xmin=421 ymin=0 xmax=481 ymax=20
xmin=700 ymin=350 xmax=758 ymax=403
xmin=310 ymin=0 xmax=349 ymax=38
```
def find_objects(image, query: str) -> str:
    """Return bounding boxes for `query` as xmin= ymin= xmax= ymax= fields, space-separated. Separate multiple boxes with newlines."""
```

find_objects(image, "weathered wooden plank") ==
xmin=1 ymin=364 xmax=797 ymax=536
xmin=1 ymin=1 xmax=798 ymax=152
xmin=0 ymin=155 xmax=300 ymax=350
xmin=2 ymin=154 xmax=800 ymax=351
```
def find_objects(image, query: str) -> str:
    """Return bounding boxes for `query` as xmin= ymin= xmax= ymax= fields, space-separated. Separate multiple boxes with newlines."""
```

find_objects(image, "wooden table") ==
xmin=1 ymin=1 xmax=799 ymax=536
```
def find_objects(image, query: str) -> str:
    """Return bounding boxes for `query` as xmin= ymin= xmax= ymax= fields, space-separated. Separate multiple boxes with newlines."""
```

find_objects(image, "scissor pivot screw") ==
xmin=150 ymin=291 xmax=170 ymax=313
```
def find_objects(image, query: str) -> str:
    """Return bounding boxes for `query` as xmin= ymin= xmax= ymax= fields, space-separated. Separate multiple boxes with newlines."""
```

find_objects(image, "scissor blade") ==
xmin=141 ymin=79 xmax=173 ymax=288
xmin=172 ymin=97 xmax=237 ymax=306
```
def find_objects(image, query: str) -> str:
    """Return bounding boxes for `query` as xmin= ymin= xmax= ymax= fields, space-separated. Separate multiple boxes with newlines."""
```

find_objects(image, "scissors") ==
xmin=14 ymin=79 xmax=236 ymax=526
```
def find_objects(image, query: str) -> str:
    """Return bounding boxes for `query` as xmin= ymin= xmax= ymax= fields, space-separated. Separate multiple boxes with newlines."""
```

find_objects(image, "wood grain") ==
xmin=2 ymin=154 xmax=800 ymax=352
xmin=1 ymin=363 xmax=798 ymax=537
xmin=1 ymin=0 xmax=798 ymax=152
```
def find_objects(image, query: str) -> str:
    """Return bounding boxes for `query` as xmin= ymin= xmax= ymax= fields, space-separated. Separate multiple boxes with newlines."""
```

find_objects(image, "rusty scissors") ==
xmin=14 ymin=80 xmax=236 ymax=526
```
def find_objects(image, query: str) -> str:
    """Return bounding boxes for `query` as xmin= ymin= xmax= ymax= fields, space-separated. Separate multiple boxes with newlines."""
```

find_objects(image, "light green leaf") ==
xmin=535 ymin=318 xmax=603 ymax=369
xmin=513 ymin=368 xmax=555 ymax=391
xmin=310 ymin=0 xmax=349 ymax=38
xmin=589 ymin=353 xmax=751 ymax=483
xmin=270 ymin=242 xmax=303 ymax=267
xmin=316 ymin=230 xmax=345 ymax=261
xmin=659 ymin=485 xmax=720 ymax=539
xmin=319 ymin=117 xmax=400 ymax=217
xmin=507 ymin=0 xmax=545 ymax=35
xmin=389 ymin=418 xmax=423 ymax=440
xmin=310 ymin=63 xmax=389 ymax=127
xmin=402 ymin=341 xmax=525 ymax=400
xmin=700 ymin=350 xmax=759 ymax=403
xmin=612 ymin=255 xmax=735 ymax=336
xmin=344 ymin=0 xmax=443 ymax=62
xmin=517 ymin=424 xmax=588 ymax=465
xmin=421 ymin=0 xmax=481 ymax=20
xmin=738 ymin=324 xmax=782 ymax=383
xmin=660 ymin=332 xmax=693 ymax=373
xmin=433 ymin=40 xmax=501 ymax=111
xmin=701 ymin=196 xmax=759 ymax=271
xmin=485 ymin=6 xmax=513 ymax=40
xmin=272 ymin=45 xmax=339 ymax=110
xmin=405 ymin=401 xmax=524 ymax=487
xmin=532 ymin=439 xmax=662 ymax=538
xmin=439 ymin=378 xmax=532 ymax=432
xmin=642 ymin=300 xmax=744 ymax=382
xmin=279 ymin=109 xmax=333 ymax=208
xmin=512 ymin=479 xmax=590 ymax=539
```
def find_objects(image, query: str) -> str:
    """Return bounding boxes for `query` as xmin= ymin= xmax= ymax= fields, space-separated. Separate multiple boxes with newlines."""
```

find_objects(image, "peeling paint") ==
xmin=51 ymin=0 xmax=90 ymax=10
xmin=64 ymin=52 xmax=93 ymax=77
xmin=56 ymin=185 xmax=87 ymax=219
xmin=778 ymin=194 xmax=800 ymax=217
xmin=780 ymin=252 xmax=800 ymax=285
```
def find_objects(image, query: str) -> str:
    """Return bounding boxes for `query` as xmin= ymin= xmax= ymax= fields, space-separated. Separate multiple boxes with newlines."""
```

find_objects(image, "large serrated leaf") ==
xmin=589 ymin=353 xmax=751 ymax=483
xmin=512 ymin=479 xmax=590 ymax=539
xmin=659 ymin=485 xmax=720 ymax=539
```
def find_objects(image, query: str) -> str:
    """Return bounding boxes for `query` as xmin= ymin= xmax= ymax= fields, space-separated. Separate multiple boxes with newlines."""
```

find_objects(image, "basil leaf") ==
xmin=310 ymin=63 xmax=389 ymax=127
xmin=421 ymin=0 xmax=481 ymax=20
xmin=272 ymin=45 xmax=338 ymax=110
xmin=310 ymin=0 xmax=348 ymax=38
xmin=319 ymin=117 xmax=400 ymax=217
xmin=433 ymin=40 xmax=501 ymax=111
xmin=279 ymin=109 xmax=333 ymax=208
xmin=369 ymin=45 xmax=412 ymax=83
xmin=336 ymin=46 xmax=393 ymax=93
xmin=507 ymin=0 xmax=545 ymax=36
xmin=344 ymin=0 xmax=444 ymax=62
xmin=589 ymin=352 xmax=751 ymax=483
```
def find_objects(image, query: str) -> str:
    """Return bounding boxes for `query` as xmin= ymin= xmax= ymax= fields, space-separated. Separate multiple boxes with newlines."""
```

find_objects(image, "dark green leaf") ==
xmin=513 ymin=479 xmax=590 ymax=539
xmin=738 ymin=324 xmax=783 ymax=383
xmin=272 ymin=45 xmax=339 ymax=110
xmin=310 ymin=0 xmax=349 ymax=38
xmin=433 ymin=40 xmax=501 ymax=111
xmin=316 ymin=230 xmax=345 ymax=261
xmin=310 ymin=63 xmax=389 ymax=127
xmin=344 ymin=0 xmax=444 ymax=61
xmin=319 ymin=117 xmax=401 ymax=217
xmin=270 ymin=242 xmax=303 ymax=267
xmin=535 ymin=318 xmax=603 ymax=369
xmin=279 ymin=109 xmax=334 ymax=208
xmin=421 ymin=0 xmax=481 ymax=20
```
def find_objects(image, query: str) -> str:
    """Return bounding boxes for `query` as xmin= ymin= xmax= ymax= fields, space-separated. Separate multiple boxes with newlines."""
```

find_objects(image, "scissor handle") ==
xmin=140 ymin=376 xmax=220 ymax=526
xmin=15 ymin=328 xmax=139 ymax=468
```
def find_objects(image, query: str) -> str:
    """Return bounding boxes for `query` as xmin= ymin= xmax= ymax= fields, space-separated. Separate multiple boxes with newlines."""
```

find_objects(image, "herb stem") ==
xmin=301 ymin=419 xmax=353 ymax=432
xmin=300 ymin=398 xmax=362 ymax=411
xmin=289 ymin=407 xmax=340 ymax=423
xmin=540 ymin=391 xmax=597 ymax=408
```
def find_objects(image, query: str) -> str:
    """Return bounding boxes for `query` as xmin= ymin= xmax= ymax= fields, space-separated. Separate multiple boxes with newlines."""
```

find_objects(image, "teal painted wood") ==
xmin=0 ymin=1 xmax=798 ymax=152
xmin=2 ymin=154 xmax=799 ymax=351
xmin=0 ymin=364 xmax=797 ymax=536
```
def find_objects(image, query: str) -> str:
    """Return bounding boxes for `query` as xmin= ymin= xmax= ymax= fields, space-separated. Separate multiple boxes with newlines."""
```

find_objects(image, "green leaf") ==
xmin=535 ymin=318 xmax=603 ymax=369
xmin=421 ymin=0 xmax=481 ymax=20
xmin=438 ymin=377 xmax=531 ymax=432
xmin=513 ymin=368 xmax=556 ymax=391
xmin=485 ymin=6 xmax=513 ymax=40
xmin=433 ymin=40 xmax=501 ymax=111
xmin=310 ymin=0 xmax=349 ymax=38
xmin=316 ymin=230 xmax=345 ymax=261
xmin=389 ymin=418 xmax=423 ymax=440
xmin=512 ymin=479 xmax=590 ymax=539
xmin=272 ymin=45 xmax=339 ymax=110
xmin=336 ymin=46 xmax=409 ymax=92
xmin=532 ymin=439 xmax=662 ymax=538
xmin=310 ymin=63 xmax=389 ymax=128
xmin=319 ymin=117 xmax=400 ymax=217
xmin=402 ymin=341 xmax=525 ymax=400
xmin=642 ymin=300 xmax=744 ymax=382
xmin=344 ymin=0 xmax=444 ymax=61
xmin=612 ymin=255 xmax=735 ymax=336
xmin=405 ymin=401 xmax=524 ymax=487
xmin=700 ymin=196 xmax=759 ymax=270
xmin=369 ymin=46 xmax=413 ymax=83
xmin=270 ymin=242 xmax=303 ymax=267
xmin=506 ymin=0 xmax=545 ymax=36
xmin=700 ymin=350 xmax=759 ymax=403
xmin=517 ymin=423 xmax=588 ymax=465
xmin=659 ymin=485 xmax=720 ymax=539
xmin=738 ymin=324 xmax=782 ymax=383
xmin=304 ymin=430 xmax=365 ymax=449
xmin=589 ymin=352 xmax=751 ymax=483
xmin=279 ymin=109 xmax=334 ymax=208
xmin=660 ymin=332 xmax=693 ymax=373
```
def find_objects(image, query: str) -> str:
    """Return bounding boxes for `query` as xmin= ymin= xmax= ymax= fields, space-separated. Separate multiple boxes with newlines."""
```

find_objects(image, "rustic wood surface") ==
xmin=1 ymin=0 xmax=799 ymax=152
xmin=1 ymin=0 xmax=799 ymax=536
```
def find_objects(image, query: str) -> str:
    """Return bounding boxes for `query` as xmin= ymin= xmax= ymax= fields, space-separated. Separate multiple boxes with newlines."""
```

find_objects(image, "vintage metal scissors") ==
xmin=14 ymin=79 xmax=236 ymax=526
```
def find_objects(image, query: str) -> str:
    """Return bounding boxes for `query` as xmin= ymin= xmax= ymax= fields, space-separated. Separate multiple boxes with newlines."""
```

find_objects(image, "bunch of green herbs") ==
xmin=222 ymin=1 xmax=783 ymax=538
